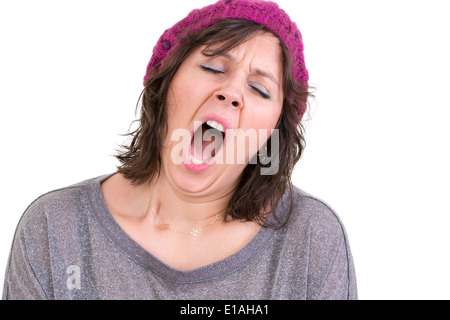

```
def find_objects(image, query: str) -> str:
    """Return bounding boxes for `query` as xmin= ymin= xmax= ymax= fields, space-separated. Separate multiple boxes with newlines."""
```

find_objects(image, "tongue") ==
xmin=191 ymin=125 xmax=223 ymax=161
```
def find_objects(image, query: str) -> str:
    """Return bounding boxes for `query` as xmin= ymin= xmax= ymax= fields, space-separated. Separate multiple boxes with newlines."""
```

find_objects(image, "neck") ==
xmin=147 ymin=172 xmax=234 ymax=232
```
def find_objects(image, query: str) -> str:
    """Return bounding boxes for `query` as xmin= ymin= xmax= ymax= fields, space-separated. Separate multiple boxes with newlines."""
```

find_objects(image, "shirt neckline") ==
xmin=87 ymin=173 xmax=288 ymax=284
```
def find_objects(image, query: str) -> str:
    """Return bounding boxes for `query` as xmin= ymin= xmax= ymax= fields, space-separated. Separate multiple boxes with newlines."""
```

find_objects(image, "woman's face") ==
xmin=162 ymin=32 xmax=284 ymax=197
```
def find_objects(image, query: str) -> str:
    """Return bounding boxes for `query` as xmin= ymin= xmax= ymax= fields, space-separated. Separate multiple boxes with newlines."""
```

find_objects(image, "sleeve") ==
xmin=2 ymin=200 xmax=52 ymax=300
xmin=304 ymin=199 xmax=358 ymax=300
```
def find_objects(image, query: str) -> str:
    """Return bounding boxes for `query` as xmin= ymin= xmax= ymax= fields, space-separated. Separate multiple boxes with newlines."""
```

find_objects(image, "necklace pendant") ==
xmin=160 ymin=224 xmax=171 ymax=231
xmin=190 ymin=228 xmax=199 ymax=237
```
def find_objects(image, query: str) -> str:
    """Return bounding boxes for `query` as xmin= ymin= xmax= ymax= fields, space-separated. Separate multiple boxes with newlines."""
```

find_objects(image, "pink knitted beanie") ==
xmin=144 ymin=0 xmax=309 ymax=119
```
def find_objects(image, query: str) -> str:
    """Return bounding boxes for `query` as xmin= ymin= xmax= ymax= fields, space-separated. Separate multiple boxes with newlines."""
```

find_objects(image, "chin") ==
xmin=164 ymin=159 xmax=243 ymax=196
xmin=163 ymin=160 xmax=215 ymax=194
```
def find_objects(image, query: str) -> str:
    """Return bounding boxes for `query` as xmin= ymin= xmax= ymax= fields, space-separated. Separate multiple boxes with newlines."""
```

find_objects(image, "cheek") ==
xmin=168 ymin=72 xmax=209 ymax=118
xmin=241 ymin=101 xmax=283 ymax=132
xmin=164 ymin=80 xmax=200 ymax=142
xmin=229 ymin=102 xmax=282 ymax=163
xmin=163 ymin=73 xmax=212 ymax=154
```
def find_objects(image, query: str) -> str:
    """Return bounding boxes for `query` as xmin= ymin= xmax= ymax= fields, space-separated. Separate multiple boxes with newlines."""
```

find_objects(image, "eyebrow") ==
xmin=205 ymin=52 xmax=280 ymax=87
xmin=254 ymin=68 xmax=280 ymax=87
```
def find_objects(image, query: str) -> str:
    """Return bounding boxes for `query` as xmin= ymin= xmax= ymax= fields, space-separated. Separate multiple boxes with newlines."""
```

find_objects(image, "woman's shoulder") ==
xmin=276 ymin=185 xmax=354 ymax=257
xmin=287 ymin=186 xmax=348 ymax=239
xmin=17 ymin=175 xmax=109 ymax=234
xmin=281 ymin=186 xmax=358 ymax=299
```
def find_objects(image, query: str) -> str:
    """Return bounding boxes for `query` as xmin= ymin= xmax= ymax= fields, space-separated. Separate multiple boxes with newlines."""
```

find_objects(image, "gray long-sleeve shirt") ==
xmin=2 ymin=174 xmax=357 ymax=300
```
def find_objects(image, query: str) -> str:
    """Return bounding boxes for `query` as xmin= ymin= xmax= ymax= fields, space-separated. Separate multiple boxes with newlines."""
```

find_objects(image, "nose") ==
xmin=214 ymin=87 xmax=243 ymax=109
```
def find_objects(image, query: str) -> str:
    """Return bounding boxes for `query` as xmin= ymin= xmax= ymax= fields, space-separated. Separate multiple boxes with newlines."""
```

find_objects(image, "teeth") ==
xmin=190 ymin=154 xmax=209 ymax=165
xmin=206 ymin=120 xmax=225 ymax=133
xmin=188 ymin=119 xmax=226 ymax=166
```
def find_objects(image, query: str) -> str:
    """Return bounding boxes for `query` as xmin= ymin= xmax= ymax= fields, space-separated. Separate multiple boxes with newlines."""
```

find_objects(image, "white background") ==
xmin=1 ymin=0 xmax=449 ymax=300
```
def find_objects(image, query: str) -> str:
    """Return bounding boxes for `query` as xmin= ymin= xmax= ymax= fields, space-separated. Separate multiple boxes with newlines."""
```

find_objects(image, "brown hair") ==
xmin=116 ymin=19 xmax=312 ymax=228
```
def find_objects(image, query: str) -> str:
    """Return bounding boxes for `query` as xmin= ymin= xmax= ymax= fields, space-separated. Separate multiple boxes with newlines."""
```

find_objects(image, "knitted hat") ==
xmin=144 ymin=0 xmax=309 ymax=119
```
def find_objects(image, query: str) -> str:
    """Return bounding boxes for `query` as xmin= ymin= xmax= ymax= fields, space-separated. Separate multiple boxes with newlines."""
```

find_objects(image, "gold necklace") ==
xmin=151 ymin=207 xmax=225 ymax=237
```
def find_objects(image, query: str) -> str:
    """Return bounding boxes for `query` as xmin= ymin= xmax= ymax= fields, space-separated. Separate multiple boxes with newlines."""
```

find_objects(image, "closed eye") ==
xmin=248 ymin=84 xmax=271 ymax=99
xmin=201 ymin=65 xmax=270 ymax=99
xmin=200 ymin=65 xmax=225 ymax=74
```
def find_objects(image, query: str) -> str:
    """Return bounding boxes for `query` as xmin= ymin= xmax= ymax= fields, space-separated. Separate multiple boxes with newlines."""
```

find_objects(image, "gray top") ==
xmin=2 ymin=174 xmax=357 ymax=300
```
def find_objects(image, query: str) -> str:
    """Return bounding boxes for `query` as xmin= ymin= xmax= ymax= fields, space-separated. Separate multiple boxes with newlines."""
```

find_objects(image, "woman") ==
xmin=3 ymin=0 xmax=357 ymax=300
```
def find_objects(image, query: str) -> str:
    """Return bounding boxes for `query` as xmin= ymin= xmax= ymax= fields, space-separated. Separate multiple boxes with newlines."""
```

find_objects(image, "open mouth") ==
xmin=189 ymin=120 xmax=226 ymax=165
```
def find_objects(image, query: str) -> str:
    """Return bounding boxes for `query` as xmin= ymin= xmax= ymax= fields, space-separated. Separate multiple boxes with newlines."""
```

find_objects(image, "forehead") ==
xmin=232 ymin=32 xmax=281 ymax=59
xmin=202 ymin=31 xmax=282 ymax=62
